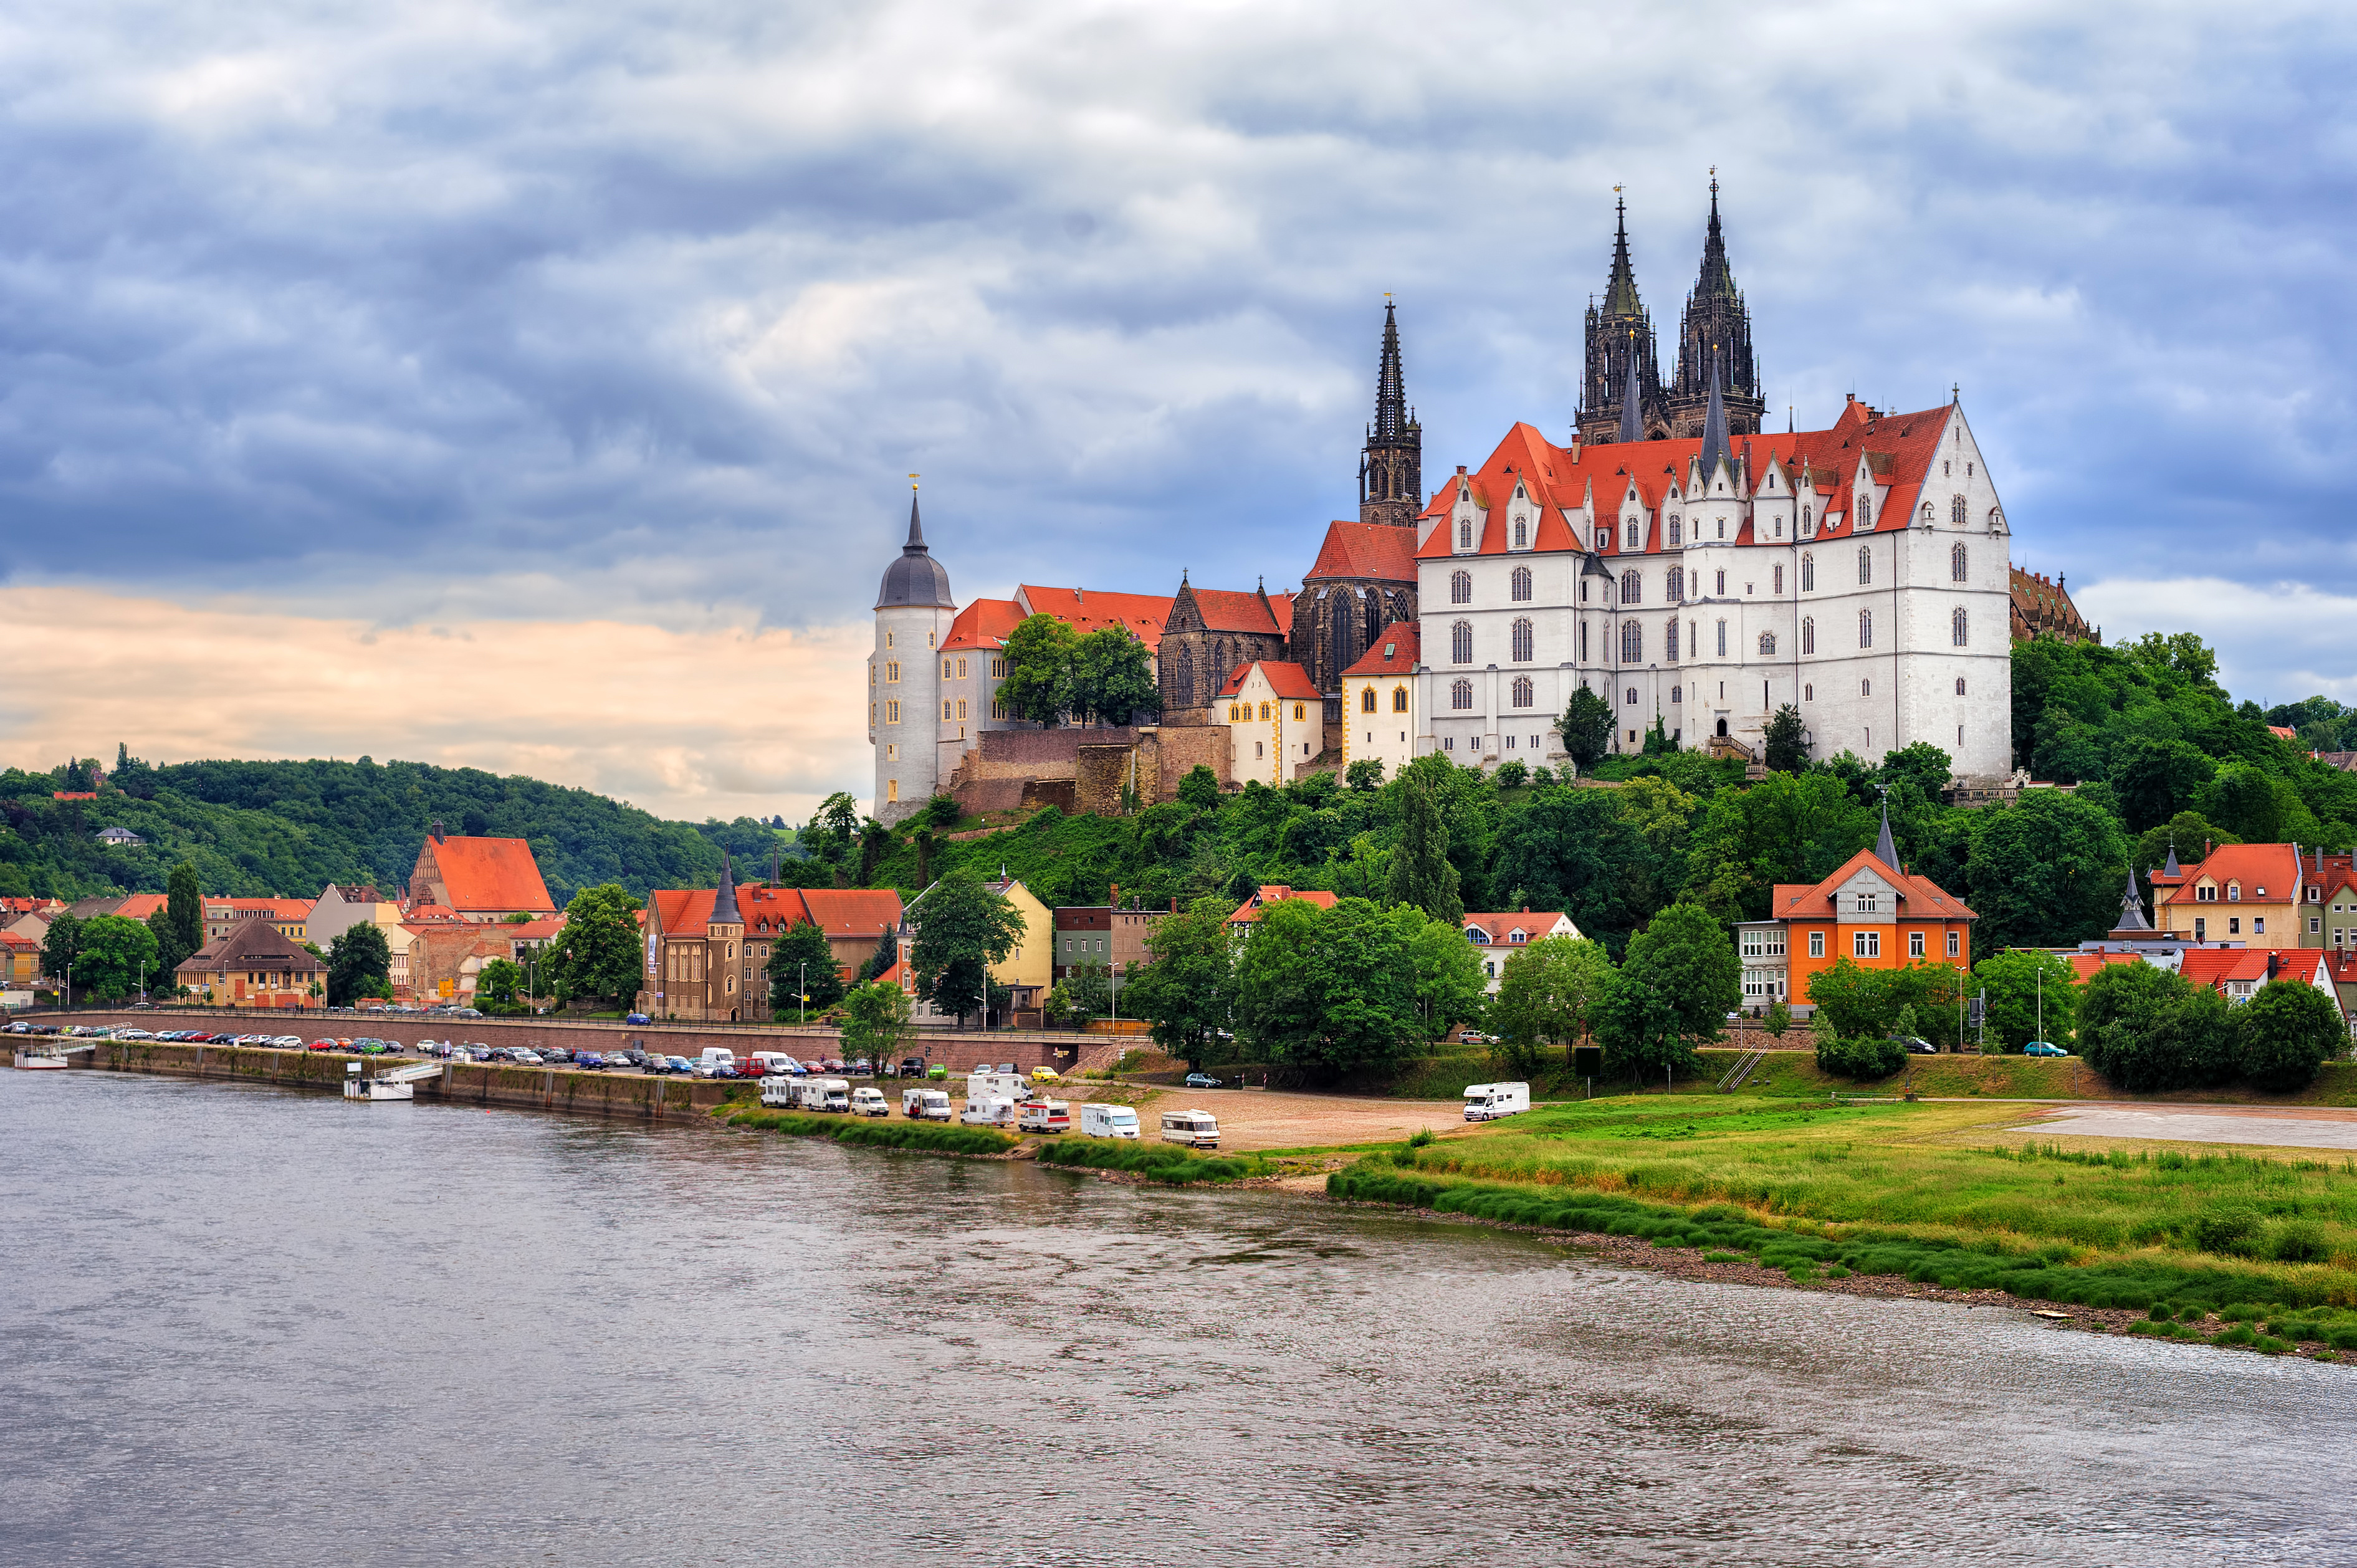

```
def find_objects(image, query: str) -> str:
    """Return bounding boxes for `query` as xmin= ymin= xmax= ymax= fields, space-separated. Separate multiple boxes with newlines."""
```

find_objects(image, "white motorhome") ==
xmin=849 ymin=1086 xmax=889 ymax=1117
xmin=1461 ymin=1081 xmax=1530 ymax=1122
xmin=1080 ymin=1103 xmax=1140 ymax=1139
xmin=1159 ymin=1109 xmax=1220 ymax=1149
xmin=966 ymin=1070 xmax=1030 ymax=1106
xmin=759 ymin=1075 xmax=798 ymax=1109
xmin=902 ymin=1087 xmax=953 ymax=1121
xmin=961 ymin=1095 xmax=1020 ymax=1127
xmin=1018 ymin=1099 xmax=1071 ymax=1134
xmin=801 ymin=1076 xmax=852 ymax=1113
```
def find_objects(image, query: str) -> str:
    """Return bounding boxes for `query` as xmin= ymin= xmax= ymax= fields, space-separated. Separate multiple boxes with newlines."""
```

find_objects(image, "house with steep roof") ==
xmin=1225 ymin=885 xmax=1339 ymax=932
xmin=1341 ymin=623 xmax=1421 ymax=780
xmin=636 ymin=877 xmax=906 ymax=1021
xmin=1293 ymin=519 xmax=1419 ymax=730
xmin=176 ymin=917 xmax=327 ymax=1009
xmin=1218 ymin=661 xmax=1324 ymax=786
xmin=1155 ymin=575 xmax=1296 ymax=724
xmin=201 ymin=898 xmax=317 ymax=944
xmin=1740 ymin=805 xmax=1976 ymax=1013
xmin=1462 ymin=909 xmax=1580 ymax=991
xmin=405 ymin=823 xmax=556 ymax=921
xmin=2149 ymin=843 xmax=2313 ymax=950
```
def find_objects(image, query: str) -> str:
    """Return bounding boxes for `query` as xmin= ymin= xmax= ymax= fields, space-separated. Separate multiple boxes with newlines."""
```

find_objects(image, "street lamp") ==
xmin=799 ymin=959 xmax=807 ymax=1026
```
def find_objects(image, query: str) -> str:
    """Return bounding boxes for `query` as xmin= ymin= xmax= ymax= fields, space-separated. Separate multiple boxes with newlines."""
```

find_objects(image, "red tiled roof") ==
xmin=2268 ymin=725 xmax=2299 ymax=742
xmin=2178 ymin=949 xmax=2273 ymax=993
xmin=1306 ymin=520 xmax=1418 ymax=583
xmin=421 ymin=836 xmax=556 ymax=914
xmin=1341 ymin=623 xmax=1420 ymax=678
xmin=793 ymin=889 xmax=904 ymax=940
xmin=2065 ymin=951 xmax=2150 ymax=983
xmin=501 ymin=917 xmax=567 ymax=941
xmin=661 ymin=886 xmax=905 ymax=942
xmin=1015 ymin=586 xmax=1177 ymax=650
xmin=651 ymin=889 xmax=717 ymax=937
xmin=1218 ymin=660 xmax=1322 ymax=702
xmin=1185 ymin=587 xmax=1288 ymax=637
xmin=941 ymin=598 xmax=1026 ymax=652
xmin=0 ymin=930 xmax=39 ymax=950
xmin=112 ymin=894 xmax=171 ymax=922
xmin=1769 ymin=846 xmax=1978 ymax=922
xmin=2154 ymin=844 xmax=2305 ymax=906
xmin=1225 ymin=885 xmax=1339 ymax=925
xmin=1463 ymin=911 xmax=1575 ymax=943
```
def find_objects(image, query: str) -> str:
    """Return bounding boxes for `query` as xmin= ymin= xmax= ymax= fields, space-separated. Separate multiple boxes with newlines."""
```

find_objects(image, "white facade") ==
xmin=1218 ymin=663 xmax=1322 ymax=787
xmin=1412 ymin=400 xmax=2012 ymax=776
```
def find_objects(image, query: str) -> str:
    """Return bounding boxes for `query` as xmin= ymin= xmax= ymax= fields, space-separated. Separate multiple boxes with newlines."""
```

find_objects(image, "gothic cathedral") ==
xmin=1575 ymin=178 xmax=1764 ymax=447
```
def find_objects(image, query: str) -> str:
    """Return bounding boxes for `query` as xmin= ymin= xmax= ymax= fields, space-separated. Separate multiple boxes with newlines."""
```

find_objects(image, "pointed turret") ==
xmin=876 ymin=489 xmax=954 ymax=610
xmin=1577 ymin=191 xmax=1663 ymax=447
xmin=2163 ymin=838 xmax=2181 ymax=877
xmin=1668 ymin=173 xmax=1764 ymax=441
xmin=2111 ymin=861 xmax=2153 ymax=934
xmin=1615 ymin=335 xmax=1644 ymax=445
xmin=1359 ymin=300 xmax=1423 ymax=527
xmin=1696 ymin=353 xmax=1731 ymax=485
xmin=1603 ymin=193 xmax=1642 ymax=317
xmin=1873 ymin=795 xmax=1900 ymax=874
xmin=712 ymin=855 xmax=740 ymax=927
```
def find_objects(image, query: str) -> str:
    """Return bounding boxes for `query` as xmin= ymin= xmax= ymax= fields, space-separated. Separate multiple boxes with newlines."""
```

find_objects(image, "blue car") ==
xmin=2023 ymin=1041 xmax=2070 ymax=1058
xmin=624 ymin=1013 xmax=652 ymax=1026
xmin=574 ymin=1051 xmax=606 ymax=1070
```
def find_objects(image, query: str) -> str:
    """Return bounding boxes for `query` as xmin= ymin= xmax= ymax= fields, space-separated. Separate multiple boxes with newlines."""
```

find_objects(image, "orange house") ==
xmin=1743 ymin=813 xmax=1977 ymax=1012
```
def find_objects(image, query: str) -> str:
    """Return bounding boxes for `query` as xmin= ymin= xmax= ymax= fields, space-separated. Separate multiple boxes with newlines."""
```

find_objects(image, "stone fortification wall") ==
xmin=956 ymin=725 xmax=1231 ymax=819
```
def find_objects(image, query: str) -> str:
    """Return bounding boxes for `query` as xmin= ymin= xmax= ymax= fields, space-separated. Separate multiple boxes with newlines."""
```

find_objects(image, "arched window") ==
xmin=1259 ymin=702 xmax=1271 ymax=721
xmin=1451 ymin=621 xmax=1473 ymax=663
xmin=1802 ymin=506 xmax=1812 ymax=529
xmin=1620 ymin=621 xmax=1642 ymax=662
xmin=1451 ymin=570 xmax=1471 ymax=605
xmin=1857 ymin=496 xmax=1873 ymax=528
xmin=1625 ymin=686 xmax=1638 ymax=706
xmin=1392 ymin=685 xmax=1409 ymax=712
xmin=1952 ymin=606 xmax=1968 ymax=647
xmin=1511 ymin=566 xmax=1532 ymax=602
xmin=1716 ymin=618 xmax=1727 ymax=656
xmin=1360 ymin=687 xmax=1377 ymax=713
xmin=1624 ymin=517 xmax=1640 ymax=550
xmin=1511 ymin=619 xmax=1534 ymax=661
xmin=1668 ymin=515 xmax=1682 ymax=547
xmin=1800 ymin=553 xmax=1814 ymax=591
xmin=1450 ymin=679 xmax=1473 ymax=710
xmin=1620 ymin=570 xmax=1641 ymax=604
xmin=1857 ymin=546 xmax=1872 ymax=585
xmin=1666 ymin=565 xmax=1684 ymax=601
xmin=1758 ymin=631 xmax=1776 ymax=657
xmin=1511 ymin=676 xmax=1533 ymax=708
xmin=1861 ymin=679 xmax=1872 ymax=697
xmin=1665 ymin=618 xmax=1680 ymax=660
xmin=1458 ymin=520 xmax=1472 ymax=550
xmin=1954 ymin=677 xmax=1966 ymax=697
xmin=1951 ymin=493 xmax=1968 ymax=525
xmin=1858 ymin=609 xmax=1873 ymax=648
xmin=1670 ymin=685 xmax=1682 ymax=704
xmin=1801 ymin=616 xmax=1815 ymax=655
xmin=1951 ymin=542 xmax=1967 ymax=583
xmin=1920 ymin=501 xmax=1935 ymax=525
xmin=1513 ymin=517 xmax=1528 ymax=548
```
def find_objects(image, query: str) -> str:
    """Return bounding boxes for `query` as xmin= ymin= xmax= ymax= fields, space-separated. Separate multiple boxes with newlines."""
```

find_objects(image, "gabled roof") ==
xmin=1014 ymin=586 xmax=1177 ymax=651
xmin=1306 ymin=520 xmax=1418 ymax=583
xmin=2155 ymin=844 xmax=2305 ymax=906
xmin=1219 ymin=661 xmax=1322 ymax=702
xmin=112 ymin=894 xmax=170 ymax=922
xmin=650 ymin=888 xmax=719 ymax=937
xmin=1768 ymin=846 xmax=1977 ymax=922
xmin=1341 ymin=623 xmax=1420 ymax=678
xmin=940 ymin=598 xmax=1026 ymax=653
xmin=1183 ymin=586 xmax=1288 ymax=637
xmin=1462 ymin=911 xmax=1575 ymax=944
xmin=419 ymin=836 xmax=555 ymax=914
xmin=1225 ymin=885 xmax=1339 ymax=925
xmin=176 ymin=915 xmax=327 ymax=975
xmin=2066 ymin=950 xmax=2153 ymax=983
xmin=793 ymin=889 xmax=905 ymax=940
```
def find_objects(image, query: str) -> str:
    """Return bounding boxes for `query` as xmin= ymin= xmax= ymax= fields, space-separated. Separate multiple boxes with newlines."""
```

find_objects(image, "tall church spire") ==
xmin=1696 ymin=351 xmax=1731 ymax=482
xmin=1604 ymin=193 xmax=1641 ymax=317
xmin=1577 ymin=189 xmax=1663 ymax=446
xmin=1359 ymin=300 xmax=1422 ymax=527
xmin=1615 ymin=333 xmax=1644 ymax=445
xmin=1668 ymin=173 xmax=1764 ymax=441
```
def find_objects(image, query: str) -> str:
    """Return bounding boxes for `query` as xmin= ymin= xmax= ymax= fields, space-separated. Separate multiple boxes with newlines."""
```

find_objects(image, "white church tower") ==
xmin=869 ymin=486 xmax=956 ymax=825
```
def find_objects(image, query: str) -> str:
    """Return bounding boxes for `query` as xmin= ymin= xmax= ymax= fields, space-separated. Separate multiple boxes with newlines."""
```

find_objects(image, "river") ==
xmin=4 ymin=1071 xmax=2351 ymax=1566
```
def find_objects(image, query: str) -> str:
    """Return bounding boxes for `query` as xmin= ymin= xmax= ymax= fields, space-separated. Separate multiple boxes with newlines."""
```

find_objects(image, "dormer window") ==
xmin=1856 ymin=892 xmax=1878 ymax=913
xmin=2227 ymin=883 xmax=2241 ymax=901
xmin=1458 ymin=519 xmax=1472 ymax=550
xmin=1624 ymin=518 xmax=1640 ymax=550
xmin=1668 ymin=514 xmax=1681 ymax=547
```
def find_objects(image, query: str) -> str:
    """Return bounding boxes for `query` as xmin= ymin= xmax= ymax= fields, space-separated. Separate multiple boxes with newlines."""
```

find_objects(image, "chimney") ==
xmin=431 ymin=820 xmax=445 ymax=843
xmin=2268 ymin=951 xmax=2280 ymax=980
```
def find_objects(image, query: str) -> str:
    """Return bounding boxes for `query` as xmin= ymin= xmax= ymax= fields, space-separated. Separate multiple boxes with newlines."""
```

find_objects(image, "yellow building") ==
xmin=1218 ymin=660 xmax=1323 ymax=787
xmin=898 ymin=874 xmax=1053 ymax=1023
xmin=1340 ymin=623 xmax=1420 ymax=782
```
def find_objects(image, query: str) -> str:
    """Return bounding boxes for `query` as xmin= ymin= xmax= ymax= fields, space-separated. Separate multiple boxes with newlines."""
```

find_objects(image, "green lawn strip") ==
xmin=1327 ymin=1164 xmax=2355 ymax=1312
xmin=720 ymin=1107 xmax=1018 ymax=1156
xmin=1035 ymin=1139 xmax=1273 ymax=1185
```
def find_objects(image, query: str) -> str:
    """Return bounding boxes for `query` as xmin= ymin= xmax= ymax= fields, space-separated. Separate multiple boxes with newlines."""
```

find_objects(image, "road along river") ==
xmin=6 ymin=1069 xmax=2353 ymax=1566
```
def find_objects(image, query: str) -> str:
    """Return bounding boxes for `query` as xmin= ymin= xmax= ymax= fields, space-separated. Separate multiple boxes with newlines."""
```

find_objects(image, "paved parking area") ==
xmin=2014 ymin=1103 xmax=2357 ymax=1152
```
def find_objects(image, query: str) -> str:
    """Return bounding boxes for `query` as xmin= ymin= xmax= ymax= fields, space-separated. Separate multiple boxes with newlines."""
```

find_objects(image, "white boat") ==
xmin=12 ymin=1046 xmax=70 ymax=1070
xmin=342 ymin=1061 xmax=439 ymax=1102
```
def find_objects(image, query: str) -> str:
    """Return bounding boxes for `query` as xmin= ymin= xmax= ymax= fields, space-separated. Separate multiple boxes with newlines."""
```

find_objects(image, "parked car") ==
xmin=1183 ymin=1073 xmax=1225 ymax=1089
xmin=897 ymin=1056 xmax=927 ymax=1079
xmin=574 ymin=1051 xmax=606 ymax=1070
xmin=846 ymin=1058 xmax=872 ymax=1076
xmin=511 ymin=1049 xmax=544 ymax=1065
xmin=1894 ymin=1036 xmax=1938 ymax=1056
xmin=2022 ymin=1041 xmax=2070 ymax=1058
xmin=308 ymin=1038 xmax=338 ymax=1052
xmin=539 ymin=1047 xmax=575 ymax=1064
xmin=664 ymin=1055 xmax=694 ymax=1075
xmin=623 ymin=1013 xmax=652 ymax=1026
xmin=849 ymin=1086 xmax=890 ymax=1117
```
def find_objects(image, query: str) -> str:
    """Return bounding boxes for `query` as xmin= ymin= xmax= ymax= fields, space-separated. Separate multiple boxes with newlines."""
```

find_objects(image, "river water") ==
xmin=4 ymin=1072 xmax=2352 ymax=1566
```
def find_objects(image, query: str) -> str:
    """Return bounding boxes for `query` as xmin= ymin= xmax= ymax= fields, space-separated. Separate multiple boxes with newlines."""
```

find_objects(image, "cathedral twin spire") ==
xmin=1577 ymin=178 xmax=1762 ymax=447
xmin=1359 ymin=300 xmax=1422 ymax=527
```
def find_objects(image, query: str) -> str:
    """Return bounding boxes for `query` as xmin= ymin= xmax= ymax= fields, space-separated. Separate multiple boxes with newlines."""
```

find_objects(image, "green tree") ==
xmin=1804 ymin=957 xmax=1887 ymax=1040
xmin=166 ymin=860 xmax=203 ymax=957
xmin=1494 ymin=758 xmax=1529 ymax=788
xmin=1391 ymin=902 xmax=1489 ymax=1041
xmin=1970 ymin=948 xmax=2080 ymax=1049
xmin=2110 ymin=739 xmax=2217 ymax=834
xmin=1594 ymin=902 xmax=1738 ymax=1082
xmin=1964 ymin=789 xmax=2131 ymax=954
xmin=1177 ymin=765 xmax=1221 ymax=810
xmin=325 ymin=922 xmax=393 ymax=1008
xmin=1488 ymin=935 xmax=1614 ymax=1077
xmin=2197 ymin=764 xmax=2303 ymax=846
xmin=41 ymin=914 xmax=84 ymax=996
xmin=1593 ymin=967 xmax=1690 ymax=1083
xmin=1121 ymin=898 xmax=1237 ymax=1067
xmin=768 ymin=919 xmax=844 ymax=1019
xmin=145 ymin=908 xmax=196 ymax=988
xmin=858 ymin=922 xmax=897 ymax=982
xmin=550 ymin=883 xmax=645 ymax=1010
xmin=2235 ymin=979 xmax=2346 ymax=1092
xmin=1232 ymin=896 xmax=1429 ymax=1080
xmin=1344 ymin=759 xmax=1384 ymax=791
xmin=923 ymin=793 xmax=963 ymax=828
xmin=998 ymin=613 xmax=1079 ymax=725
xmin=1762 ymin=997 xmax=1792 ymax=1040
xmin=2078 ymin=962 xmax=2234 ymax=1092
xmin=475 ymin=957 xmax=527 ymax=1011
xmin=909 ymin=872 xmax=1026 ymax=1025
xmin=1386 ymin=761 xmax=1463 ymax=924
xmin=839 ymin=978 xmax=912 ymax=1066
xmin=1064 ymin=958 xmax=1112 ymax=1021
xmin=75 ymin=915 xmax=160 ymax=1000
xmin=1763 ymin=704 xmax=1809 ymax=774
xmin=1559 ymin=686 xmax=1612 ymax=774
xmin=1069 ymin=628 xmax=1162 ymax=726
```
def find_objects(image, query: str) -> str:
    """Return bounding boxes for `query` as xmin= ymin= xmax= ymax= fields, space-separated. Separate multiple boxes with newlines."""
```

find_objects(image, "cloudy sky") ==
xmin=3 ymin=0 xmax=2353 ymax=820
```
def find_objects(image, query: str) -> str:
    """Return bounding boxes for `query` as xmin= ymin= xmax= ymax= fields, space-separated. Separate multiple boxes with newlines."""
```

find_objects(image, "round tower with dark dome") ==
xmin=870 ymin=485 xmax=957 ymax=823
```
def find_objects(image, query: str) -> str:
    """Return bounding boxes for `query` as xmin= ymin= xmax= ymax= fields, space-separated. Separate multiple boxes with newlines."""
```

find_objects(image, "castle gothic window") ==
xmin=1392 ymin=685 xmax=1408 ymax=712
xmin=1362 ymin=687 xmax=1377 ymax=713
xmin=1773 ymin=564 xmax=1784 ymax=594
xmin=1716 ymin=618 xmax=1727 ymax=657
xmin=1620 ymin=570 xmax=1641 ymax=604
xmin=1952 ymin=493 xmax=1969 ymax=525
xmin=1955 ymin=677 xmax=1967 ymax=696
xmin=1451 ymin=570 xmax=1471 ymax=605
xmin=1802 ymin=616 xmax=1815 ymax=655
xmin=1952 ymin=607 xmax=1969 ymax=646
xmin=1951 ymin=542 xmax=1968 ymax=582
xmin=1625 ymin=686 xmax=1638 ymax=705
xmin=1758 ymin=631 xmax=1777 ymax=657
xmin=1858 ymin=609 xmax=1873 ymax=648
xmin=1620 ymin=621 xmax=1642 ymax=662
xmin=1800 ymin=553 xmax=1814 ymax=591
xmin=1458 ymin=520 xmax=1472 ymax=550
xmin=1857 ymin=497 xmax=1872 ymax=527
xmin=1513 ymin=517 xmax=1528 ymax=548
xmin=1801 ymin=506 xmax=1812 ymax=530
xmin=1511 ymin=566 xmax=1532 ymax=602
xmin=1668 ymin=515 xmax=1682 ymax=547
xmin=1451 ymin=679 xmax=1473 ymax=710
xmin=1857 ymin=547 xmax=1872 ymax=585
xmin=1511 ymin=676 xmax=1533 ymax=709
xmin=1666 ymin=618 xmax=1680 ymax=660
xmin=1666 ymin=566 xmax=1684 ymax=601
xmin=1671 ymin=685 xmax=1682 ymax=704
xmin=1511 ymin=619 xmax=1534 ymax=661
xmin=1451 ymin=621 xmax=1473 ymax=663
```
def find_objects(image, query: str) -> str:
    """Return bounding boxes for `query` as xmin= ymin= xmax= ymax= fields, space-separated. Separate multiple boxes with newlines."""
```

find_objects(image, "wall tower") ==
xmin=869 ymin=485 xmax=957 ymax=825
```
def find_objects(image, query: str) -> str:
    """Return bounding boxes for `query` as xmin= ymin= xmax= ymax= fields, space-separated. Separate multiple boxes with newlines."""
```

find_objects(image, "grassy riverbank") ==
xmin=719 ymin=1107 xmax=1018 ymax=1155
xmin=1362 ymin=1096 xmax=2357 ymax=1309
xmin=1035 ymin=1140 xmax=1271 ymax=1183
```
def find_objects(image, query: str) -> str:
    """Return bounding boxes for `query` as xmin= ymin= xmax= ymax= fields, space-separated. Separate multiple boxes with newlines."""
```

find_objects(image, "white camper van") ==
xmin=966 ymin=1070 xmax=1030 ymax=1106
xmin=1461 ymin=1081 xmax=1530 ymax=1122
xmin=902 ymin=1086 xmax=953 ymax=1121
xmin=800 ymin=1077 xmax=852 ymax=1113
xmin=1080 ymin=1103 xmax=1141 ymax=1139
xmin=1159 ymin=1109 xmax=1220 ymax=1149
xmin=759 ymin=1075 xmax=798 ymax=1109
xmin=962 ymin=1095 xmax=1020 ymax=1127
xmin=694 ymin=1048 xmax=737 ymax=1078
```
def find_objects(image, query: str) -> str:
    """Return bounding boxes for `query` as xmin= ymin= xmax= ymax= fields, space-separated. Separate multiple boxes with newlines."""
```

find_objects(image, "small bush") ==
xmin=1702 ymin=1251 xmax=1744 ymax=1263
xmin=1825 ymin=1265 xmax=1852 ymax=1279
xmin=1815 ymin=1035 xmax=1906 ymax=1081
xmin=2270 ymin=1220 xmax=2331 ymax=1263
xmin=2148 ymin=1303 xmax=2174 ymax=1322
xmin=2255 ymin=1335 xmax=2293 ymax=1355
xmin=2329 ymin=1328 xmax=2357 ymax=1352
xmin=2194 ymin=1207 xmax=2265 ymax=1258
xmin=2215 ymin=1324 xmax=2257 ymax=1346
xmin=724 ymin=1109 xmax=1016 ymax=1157
xmin=2179 ymin=1306 xmax=2206 ymax=1322
xmin=1408 ymin=1128 xmax=1436 ymax=1149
